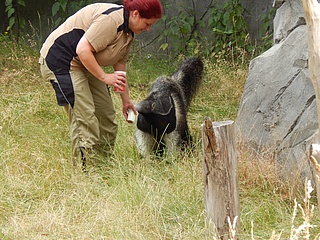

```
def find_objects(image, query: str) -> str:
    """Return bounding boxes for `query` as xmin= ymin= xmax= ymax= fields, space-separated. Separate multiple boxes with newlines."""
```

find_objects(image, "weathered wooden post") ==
xmin=309 ymin=145 xmax=320 ymax=206
xmin=302 ymin=0 xmax=320 ymax=207
xmin=201 ymin=117 xmax=240 ymax=239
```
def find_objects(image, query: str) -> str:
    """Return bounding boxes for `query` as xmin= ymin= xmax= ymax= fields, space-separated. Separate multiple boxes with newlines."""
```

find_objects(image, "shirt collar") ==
xmin=118 ymin=7 xmax=134 ymax=37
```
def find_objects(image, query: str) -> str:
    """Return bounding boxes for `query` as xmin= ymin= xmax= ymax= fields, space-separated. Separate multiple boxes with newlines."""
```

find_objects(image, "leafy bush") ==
xmin=158 ymin=0 xmax=274 ymax=62
xmin=51 ymin=0 xmax=94 ymax=28
xmin=4 ymin=0 xmax=26 ymax=38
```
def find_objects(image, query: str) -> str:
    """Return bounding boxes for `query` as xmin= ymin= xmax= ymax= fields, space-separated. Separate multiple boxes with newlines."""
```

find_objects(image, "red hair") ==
xmin=123 ymin=0 xmax=163 ymax=19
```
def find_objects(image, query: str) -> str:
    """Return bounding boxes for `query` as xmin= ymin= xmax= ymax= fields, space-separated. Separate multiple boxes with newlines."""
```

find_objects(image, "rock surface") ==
xmin=236 ymin=0 xmax=318 ymax=177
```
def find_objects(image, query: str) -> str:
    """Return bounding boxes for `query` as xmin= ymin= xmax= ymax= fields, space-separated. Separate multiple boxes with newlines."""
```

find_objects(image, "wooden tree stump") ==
xmin=302 ymin=0 xmax=320 ymax=209
xmin=201 ymin=117 xmax=240 ymax=239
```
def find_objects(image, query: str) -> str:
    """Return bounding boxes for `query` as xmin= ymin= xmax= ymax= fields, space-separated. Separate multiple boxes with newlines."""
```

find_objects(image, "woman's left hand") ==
xmin=122 ymin=102 xmax=137 ymax=122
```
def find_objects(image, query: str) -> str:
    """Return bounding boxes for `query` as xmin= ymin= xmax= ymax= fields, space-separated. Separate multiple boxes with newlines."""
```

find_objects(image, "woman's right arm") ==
xmin=76 ymin=36 xmax=126 ymax=90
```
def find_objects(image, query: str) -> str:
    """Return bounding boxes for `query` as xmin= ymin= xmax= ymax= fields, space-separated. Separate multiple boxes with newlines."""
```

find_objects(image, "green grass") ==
xmin=0 ymin=36 xmax=319 ymax=239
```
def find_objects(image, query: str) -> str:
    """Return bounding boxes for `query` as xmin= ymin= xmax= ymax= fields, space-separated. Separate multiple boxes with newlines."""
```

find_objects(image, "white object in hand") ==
xmin=127 ymin=109 xmax=135 ymax=123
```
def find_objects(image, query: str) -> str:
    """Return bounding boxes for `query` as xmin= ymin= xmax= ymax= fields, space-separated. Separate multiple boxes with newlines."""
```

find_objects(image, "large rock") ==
xmin=236 ymin=0 xmax=317 ymax=177
xmin=273 ymin=0 xmax=306 ymax=44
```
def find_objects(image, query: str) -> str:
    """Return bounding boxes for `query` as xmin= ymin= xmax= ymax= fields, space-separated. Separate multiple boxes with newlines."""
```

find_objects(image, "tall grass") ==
xmin=0 ymin=36 xmax=319 ymax=239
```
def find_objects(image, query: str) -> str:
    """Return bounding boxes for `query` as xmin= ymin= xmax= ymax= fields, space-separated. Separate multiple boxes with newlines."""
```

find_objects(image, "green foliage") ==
xmin=256 ymin=6 xmax=276 ymax=53
xmin=3 ymin=0 xmax=274 ymax=59
xmin=209 ymin=0 xmax=249 ymax=57
xmin=51 ymin=0 xmax=94 ymax=28
xmin=158 ymin=0 xmax=272 ymax=62
xmin=51 ymin=0 xmax=68 ymax=27
xmin=4 ymin=0 xmax=26 ymax=37
xmin=158 ymin=1 xmax=205 ymax=57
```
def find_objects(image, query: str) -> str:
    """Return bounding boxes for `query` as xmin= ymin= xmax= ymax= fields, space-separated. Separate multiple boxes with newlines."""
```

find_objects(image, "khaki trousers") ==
xmin=39 ymin=57 xmax=118 ymax=164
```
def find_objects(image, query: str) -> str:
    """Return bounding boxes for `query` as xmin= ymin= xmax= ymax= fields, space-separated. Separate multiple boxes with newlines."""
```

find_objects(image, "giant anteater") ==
xmin=134 ymin=57 xmax=204 ymax=156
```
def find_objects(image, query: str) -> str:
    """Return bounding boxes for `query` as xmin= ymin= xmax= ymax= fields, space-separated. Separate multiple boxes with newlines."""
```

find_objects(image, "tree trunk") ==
xmin=302 ymin=0 xmax=320 ymax=208
xmin=309 ymin=144 xmax=320 ymax=207
xmin=302 ymin=0 xmax=320 ymax=129
xmin=202 ymin=118 xmax=240 ymax=239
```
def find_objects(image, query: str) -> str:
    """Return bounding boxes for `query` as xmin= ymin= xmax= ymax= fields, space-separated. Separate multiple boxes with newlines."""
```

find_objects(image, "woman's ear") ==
xmin=131 ymin=10 xmax=140 ymax=19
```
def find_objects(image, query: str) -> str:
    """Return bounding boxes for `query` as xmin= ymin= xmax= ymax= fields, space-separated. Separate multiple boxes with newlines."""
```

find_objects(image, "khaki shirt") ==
xmin=40 ymin=3 xmax=134 ymax=71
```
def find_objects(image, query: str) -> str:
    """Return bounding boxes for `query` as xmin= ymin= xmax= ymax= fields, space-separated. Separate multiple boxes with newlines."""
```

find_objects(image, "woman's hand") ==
xmin=122 ymin=101 xmax=137 ymax=122
xmin=102 ymin=73 xmax=126 ymax=89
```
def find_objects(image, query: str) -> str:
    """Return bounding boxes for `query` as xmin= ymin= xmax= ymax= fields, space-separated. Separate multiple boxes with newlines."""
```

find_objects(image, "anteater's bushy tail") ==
xmin=171 ymin=57 xmax=204 ymax=108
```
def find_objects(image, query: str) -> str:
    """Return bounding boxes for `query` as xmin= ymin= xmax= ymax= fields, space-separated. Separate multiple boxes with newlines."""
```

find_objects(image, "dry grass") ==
xmin=237 ymin=144 xmax=320 ymax=239
xmin=0 ymin=36 xmax=319 ymax=239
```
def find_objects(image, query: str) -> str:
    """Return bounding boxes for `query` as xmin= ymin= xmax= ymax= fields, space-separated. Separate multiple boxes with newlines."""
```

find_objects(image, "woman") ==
xmin=39 ymin=0 xmax=163 ymax=168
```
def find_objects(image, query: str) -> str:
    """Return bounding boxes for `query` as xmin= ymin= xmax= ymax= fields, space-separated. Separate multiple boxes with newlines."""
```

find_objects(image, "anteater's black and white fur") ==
xmin=134 ymin=57 xmax=204 ymax=156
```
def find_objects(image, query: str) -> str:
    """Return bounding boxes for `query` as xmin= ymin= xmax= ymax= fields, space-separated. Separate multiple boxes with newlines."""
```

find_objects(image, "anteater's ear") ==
xmin=151 ymin=95 xmax=174 ymax=115
xmin=135 ymin=96 xmax=174 ymax=115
